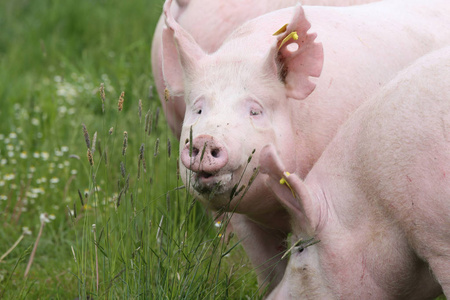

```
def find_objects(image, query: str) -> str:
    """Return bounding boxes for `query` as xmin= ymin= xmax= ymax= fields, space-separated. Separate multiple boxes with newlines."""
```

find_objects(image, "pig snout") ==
xmin=181 ymin=135 xmax=228 ymax=174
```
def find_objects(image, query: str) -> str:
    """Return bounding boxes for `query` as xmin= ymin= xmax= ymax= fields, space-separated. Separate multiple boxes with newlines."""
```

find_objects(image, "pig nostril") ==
xmin=191 ymin=147 xmax=199 ymax=157
xmin=211 ymin=148 xmax=220 ymax=158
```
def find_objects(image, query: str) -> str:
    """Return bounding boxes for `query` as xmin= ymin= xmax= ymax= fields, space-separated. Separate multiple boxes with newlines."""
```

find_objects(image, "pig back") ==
xmin=352 ymin=47 xmax=450 ymax=259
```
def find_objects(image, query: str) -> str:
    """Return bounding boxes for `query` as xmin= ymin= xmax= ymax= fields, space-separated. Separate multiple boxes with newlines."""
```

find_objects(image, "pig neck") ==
xmin=241 ymin=189 xmax=292 ymax=233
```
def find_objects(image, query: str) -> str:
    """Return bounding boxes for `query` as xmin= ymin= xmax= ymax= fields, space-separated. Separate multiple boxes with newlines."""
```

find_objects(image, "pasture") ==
xmin=0 ymin=0 xmax=259 ymax=298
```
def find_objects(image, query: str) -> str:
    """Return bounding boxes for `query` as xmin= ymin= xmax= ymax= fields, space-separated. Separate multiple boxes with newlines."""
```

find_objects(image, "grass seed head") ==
xmin=77 ymin=189 xmax=84 ymax=206
xmin=87 ymin=148 xmax=94 ymax=166
xmin=154 ymin=138 xmax=159 ymax=157
xmin=120 ymin=161 xmax=126 ymax=178
xmin=117 ymin=189 xmax=123 ymax=208
xmin=99 ymin=83 xmax=105 ymax=113
xmin=139 ymin=143 xmax=145 ymax=160
xmin=142 ymin=157 xmax=147 ymax=173
xmin=164 ymin=88 xmax=170 ymax=102
xmin=92 ymin=131 xmax=97 ymax=153
xmin=82 ymin=123 xmax=91 ymax=149
xmin=118 ymin=91 xmax=125 ymax=112
xmin=122 ymin=131 xmax=128 ymax=156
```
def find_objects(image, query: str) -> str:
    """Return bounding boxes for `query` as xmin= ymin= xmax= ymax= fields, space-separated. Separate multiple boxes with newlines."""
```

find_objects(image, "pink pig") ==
xmin=151 ymin=0 xmax=380 ymax=138
xmin=162 ymin=0 xmax=450 ymax=291
xmin=262 ymin=46 xmax=450 ymax=299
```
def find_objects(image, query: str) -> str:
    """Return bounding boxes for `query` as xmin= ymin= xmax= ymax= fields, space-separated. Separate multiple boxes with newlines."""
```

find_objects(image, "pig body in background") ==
xmin=263 ymin=46 xmax=450 ymax=299
xmin=162 ymin=0 xmax=450 ymax=291
xmin=151 ymin=0 xmax=380 ymax=138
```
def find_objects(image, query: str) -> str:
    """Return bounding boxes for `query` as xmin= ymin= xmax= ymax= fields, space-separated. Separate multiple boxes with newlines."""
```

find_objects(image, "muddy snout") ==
xmin=181 ymin=135 xmax=229 ymax=175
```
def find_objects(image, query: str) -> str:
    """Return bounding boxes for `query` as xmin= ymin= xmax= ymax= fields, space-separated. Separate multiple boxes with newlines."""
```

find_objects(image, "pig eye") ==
xmin=197 ymin=109 xmax=202 ymax=115
xmin=250 ymin=109 xmax=262 ymax=116
xmin=296 ymin=246 xmax=305 ymax=253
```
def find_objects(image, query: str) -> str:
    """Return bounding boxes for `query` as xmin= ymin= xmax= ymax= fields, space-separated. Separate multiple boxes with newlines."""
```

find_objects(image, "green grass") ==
xmin=0 ymin=0 xmax=259 ymax=298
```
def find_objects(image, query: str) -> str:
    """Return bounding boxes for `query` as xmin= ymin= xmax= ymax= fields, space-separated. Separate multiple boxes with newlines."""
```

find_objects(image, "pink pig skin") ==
xmin=162 ymin=0 xmax=450 ymax=292
xmin=263 ymin=46 xmax=450 ymax=299
xmin=151 ymin=0 xmax=380 ymax=139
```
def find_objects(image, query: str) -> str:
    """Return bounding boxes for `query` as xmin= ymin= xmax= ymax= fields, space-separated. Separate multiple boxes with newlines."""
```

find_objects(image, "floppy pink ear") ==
xmin=270 ymin=4 xmax=324 ymax=101
xmin=162 ymin=0 xmax=206 ymax=96
xmin=260 ymin=145 xmax=321 ymax=234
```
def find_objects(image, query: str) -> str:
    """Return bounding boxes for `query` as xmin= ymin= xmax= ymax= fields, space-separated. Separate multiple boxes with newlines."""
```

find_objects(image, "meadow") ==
xmin=0 ymin=0 xmax=260 ymax=298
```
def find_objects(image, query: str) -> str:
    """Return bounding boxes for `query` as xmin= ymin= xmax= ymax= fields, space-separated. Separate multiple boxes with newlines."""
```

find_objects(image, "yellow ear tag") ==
xmin=279 ymin=172 xmax=296 ymax=197
xmin=273 ymin=24 xmax=288 ymax=36
xmin=278 ymin=31 xmax=299 ymax=50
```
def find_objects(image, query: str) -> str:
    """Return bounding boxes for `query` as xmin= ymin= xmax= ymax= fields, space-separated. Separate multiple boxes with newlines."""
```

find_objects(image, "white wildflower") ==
xmin=4 ymin=174 xmax=15 ymax=181
xmin=31 ymin=118 xmax=40 ymax=126
xmin=40 ymin=213 xmax=51 ymax=223
xmin=22 ymin=227 xmax=32 ymax=235
xmin=41 ymin=152 xmax=49 ymax=160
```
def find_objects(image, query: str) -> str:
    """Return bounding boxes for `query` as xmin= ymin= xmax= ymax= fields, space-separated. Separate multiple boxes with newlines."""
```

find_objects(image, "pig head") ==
xmin=151 ymin=0 xmax=381 ymax=138
xmin=151 ymin=0 xmax=300 ymax=138
xmin=263 ymin=46 xmax=450 ymax=299
xmin=163 ymin=0 xmax=323 ymax=212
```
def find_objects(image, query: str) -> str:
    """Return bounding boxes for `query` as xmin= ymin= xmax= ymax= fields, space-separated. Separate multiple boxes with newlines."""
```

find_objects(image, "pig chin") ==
xmin=191 ymin=172 xmax=233 ymax=197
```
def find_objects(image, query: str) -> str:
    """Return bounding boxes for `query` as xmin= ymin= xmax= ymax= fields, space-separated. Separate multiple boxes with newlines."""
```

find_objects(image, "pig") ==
xmin=262 ymin=46 xmax=450 ymax=299
xmin=151 ymin=0 xmax=380 ymax=138
xmin=162 ymin=0 xmax=450 ymax=291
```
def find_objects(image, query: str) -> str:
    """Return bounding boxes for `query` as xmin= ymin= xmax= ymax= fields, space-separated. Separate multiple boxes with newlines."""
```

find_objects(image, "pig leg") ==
xmin=230 ymin=214 xmax=288 ymax=293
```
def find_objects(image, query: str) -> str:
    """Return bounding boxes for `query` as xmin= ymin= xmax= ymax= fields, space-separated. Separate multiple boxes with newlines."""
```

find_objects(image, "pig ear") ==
xmin=162 ymin=0 xmax=206 ymax=96
xmin=269 ymin=4 xmax=324 ymax=101
xmin=260 ymin=145 xmax=321 ymax=234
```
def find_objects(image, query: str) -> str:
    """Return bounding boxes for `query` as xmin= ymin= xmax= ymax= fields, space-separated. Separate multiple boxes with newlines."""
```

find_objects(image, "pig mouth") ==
xmin=191 ymin=171 xmax=233 ymax=196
